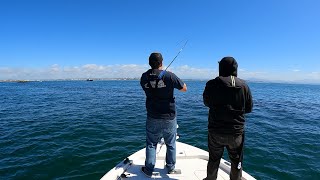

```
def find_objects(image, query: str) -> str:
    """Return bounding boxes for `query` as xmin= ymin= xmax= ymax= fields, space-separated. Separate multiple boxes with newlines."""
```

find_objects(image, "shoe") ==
xmin=168 ymin=168 xmax=181 ymax=174
xmin=141 ymin=167 xmax=152 ymax=178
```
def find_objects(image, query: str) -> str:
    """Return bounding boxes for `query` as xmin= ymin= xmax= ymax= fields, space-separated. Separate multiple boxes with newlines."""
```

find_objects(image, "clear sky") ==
xmin=0 ymin=0 xmax=319 ymax=82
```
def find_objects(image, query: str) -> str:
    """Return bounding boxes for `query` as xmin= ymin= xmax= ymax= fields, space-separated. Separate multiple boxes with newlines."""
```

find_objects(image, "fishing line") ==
xmin=158 ymin=40 xmax=188 ymax=79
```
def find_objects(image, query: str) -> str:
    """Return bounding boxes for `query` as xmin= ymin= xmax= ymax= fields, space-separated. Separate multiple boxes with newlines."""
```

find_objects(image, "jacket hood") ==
xmin=216 ymin=76 xmax=242 ymax=88
xmin=219 ymin=57 xmax=238 ymax=77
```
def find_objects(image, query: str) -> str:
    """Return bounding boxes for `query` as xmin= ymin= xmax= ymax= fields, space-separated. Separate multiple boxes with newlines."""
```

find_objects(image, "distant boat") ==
xmin=17 ymin=80 xmax=29 ymax=83
xmin=86 ymin=79 xmax=93 ymax=81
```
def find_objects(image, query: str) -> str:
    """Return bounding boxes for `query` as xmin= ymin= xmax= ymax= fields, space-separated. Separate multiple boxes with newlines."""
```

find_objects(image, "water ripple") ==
xmin=0 ymin=81 xmax=319 ymax=179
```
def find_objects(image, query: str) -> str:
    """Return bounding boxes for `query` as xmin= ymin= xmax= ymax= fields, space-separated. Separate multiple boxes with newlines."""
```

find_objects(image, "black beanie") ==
xmin=149 ymin=52 xmax=163 ymax=69
xmin=219 ymin=56 xmax=238 ymax=77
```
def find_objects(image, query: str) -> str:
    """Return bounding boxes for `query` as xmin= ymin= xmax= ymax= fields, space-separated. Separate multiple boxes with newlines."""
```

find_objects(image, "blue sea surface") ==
xmin=0 ymin=80 xmax=319 ymax=179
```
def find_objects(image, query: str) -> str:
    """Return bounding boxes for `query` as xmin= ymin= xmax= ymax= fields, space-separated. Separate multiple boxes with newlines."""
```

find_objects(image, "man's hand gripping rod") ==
xmin=158 ymin=40 xmax=188 ymax=79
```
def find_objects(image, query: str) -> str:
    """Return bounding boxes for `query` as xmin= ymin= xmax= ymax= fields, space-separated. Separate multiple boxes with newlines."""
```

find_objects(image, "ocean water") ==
xmin=0 ymin=80 xmax=319 ymax=180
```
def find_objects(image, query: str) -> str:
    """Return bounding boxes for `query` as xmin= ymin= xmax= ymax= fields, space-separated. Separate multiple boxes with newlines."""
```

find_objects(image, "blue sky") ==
xmin=0 ymin=0 xmax=319 ymax=82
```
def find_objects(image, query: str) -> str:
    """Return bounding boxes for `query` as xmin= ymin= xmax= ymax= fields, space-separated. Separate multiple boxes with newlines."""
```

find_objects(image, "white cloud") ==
xmin=167 ymin=65 xmax=216 ymax=79
xmin=238 ymin=69 xmax=267 ymax=80
xmin=307 ymin=72 xmax=320 ymax=79
xmin=0 ymin=64 xmax=148 ymax=80
xmin=292 ymin=69 xmax=301 ymax=72
xmin=50 ymin=64 xmax=60 ymax=72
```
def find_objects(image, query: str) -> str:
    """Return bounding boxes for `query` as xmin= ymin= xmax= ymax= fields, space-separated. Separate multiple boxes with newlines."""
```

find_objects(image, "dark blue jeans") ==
xmin=144 ymin=116 xmax=177 ymax=174
xmin=206 ymin=132 xmax=243 ymax=180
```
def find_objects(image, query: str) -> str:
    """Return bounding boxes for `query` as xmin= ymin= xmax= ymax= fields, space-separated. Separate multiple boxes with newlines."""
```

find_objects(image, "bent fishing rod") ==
xmin=158 ymin=40 xmax=188 ymax=79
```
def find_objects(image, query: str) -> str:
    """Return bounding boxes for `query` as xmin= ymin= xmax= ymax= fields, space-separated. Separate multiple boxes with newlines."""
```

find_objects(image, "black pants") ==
xmin=206 ymin=132 xmax=243 ymax=180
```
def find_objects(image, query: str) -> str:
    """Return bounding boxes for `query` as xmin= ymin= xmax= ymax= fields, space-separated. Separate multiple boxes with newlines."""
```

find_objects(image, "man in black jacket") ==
xmin=203 ymin=57 xmax=253 ymax=180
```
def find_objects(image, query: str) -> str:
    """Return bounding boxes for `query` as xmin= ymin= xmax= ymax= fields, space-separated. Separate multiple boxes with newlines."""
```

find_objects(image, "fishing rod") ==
xmin=158 ymin=40 xmax=188 ymax=79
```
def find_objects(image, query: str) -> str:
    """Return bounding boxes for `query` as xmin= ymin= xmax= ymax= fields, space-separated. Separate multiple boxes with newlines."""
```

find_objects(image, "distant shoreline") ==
xmin=1 ymin=78 xmax=319 ymax=85
xmin=0 ymin=78 xmax=140 ymax=82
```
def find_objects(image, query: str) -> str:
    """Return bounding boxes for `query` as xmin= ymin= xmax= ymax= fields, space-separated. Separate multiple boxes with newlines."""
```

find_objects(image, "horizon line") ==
xmin=1 ymin=78 xmax=320 ymax=85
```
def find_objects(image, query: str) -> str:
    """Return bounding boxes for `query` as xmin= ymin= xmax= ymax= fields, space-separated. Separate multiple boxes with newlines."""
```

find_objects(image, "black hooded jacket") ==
xmin=203 ymin=57 xmax=253 ymax=135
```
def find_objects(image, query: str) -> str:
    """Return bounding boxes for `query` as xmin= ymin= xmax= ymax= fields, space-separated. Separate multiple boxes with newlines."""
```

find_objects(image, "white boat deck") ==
xmin=101 ymin=142 xmax=255 ymax=180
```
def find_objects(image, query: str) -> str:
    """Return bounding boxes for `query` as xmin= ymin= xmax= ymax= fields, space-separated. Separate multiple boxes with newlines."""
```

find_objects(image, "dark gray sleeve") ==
xmin=140 ymin=73 xmax=147 ymax=90
xmin=140 ymin=74 xmax=143 ymax=87
xmin=170 ymin=72 xmax=184 ymax=90
xmin=245 ymin=85 xmax=253 ymax=113
xmin=203 ymin=80 xmax=214 ymax=108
